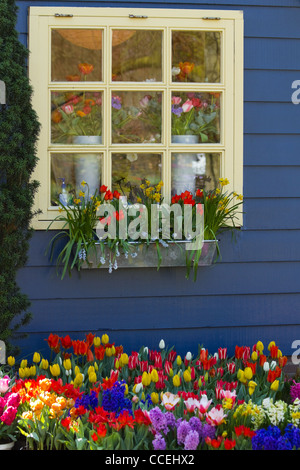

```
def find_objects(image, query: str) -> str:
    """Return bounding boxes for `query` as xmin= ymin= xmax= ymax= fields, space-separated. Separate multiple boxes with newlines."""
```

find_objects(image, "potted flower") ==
xmin=0 ymin=375 xmax=21 ymax=449
xmin=171 ymin=92 xmax=220 ymax=143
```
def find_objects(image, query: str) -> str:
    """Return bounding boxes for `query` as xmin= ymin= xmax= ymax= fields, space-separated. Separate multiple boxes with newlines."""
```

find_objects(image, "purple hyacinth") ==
xmin=171 ymin=105 xmax=183 ymax=116
xmin=149 ymin=407 xmax=169 ymax=434
xmin=177 ymin=420 xmax=192 ymax=445
xmin=152 ymin=434 xmax=166 ymax=450
xmin=112 ymin=96 xmax=122 ymax=110
xmin=184 ymin=430 xmax=200 ymax=450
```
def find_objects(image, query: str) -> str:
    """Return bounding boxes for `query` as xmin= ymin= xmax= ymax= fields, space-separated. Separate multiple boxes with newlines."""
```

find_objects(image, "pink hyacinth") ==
xmin=290 ymin=381 xmax=300 ymax=403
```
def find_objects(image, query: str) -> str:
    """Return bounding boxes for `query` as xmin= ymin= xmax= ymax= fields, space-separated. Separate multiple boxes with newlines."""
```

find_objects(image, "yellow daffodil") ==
xmin=81 ymin=180 xmax=87 ymax=186
xmin=79 ymin=191 xmax=85 ymax=197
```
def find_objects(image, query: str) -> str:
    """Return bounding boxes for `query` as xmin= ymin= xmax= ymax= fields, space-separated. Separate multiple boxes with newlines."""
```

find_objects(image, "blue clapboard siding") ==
xmin=12 ymin=0 xmax=300 ymax=360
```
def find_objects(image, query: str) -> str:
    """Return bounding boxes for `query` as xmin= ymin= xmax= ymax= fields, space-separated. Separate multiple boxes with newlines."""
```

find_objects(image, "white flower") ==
xmin=270 ymin=361 xmax=277 ymax=370
xmin=135 ymin=382 xmax=143 ymax=393
xmin=172 ymin=67 xmax=181 ymax=76
xmin=263 ymin=362 xmax=270 ymax=372
xmin=185 ymin=351 xmax=192 ymax=361
xmin=159 ymin=339 xmax=165 ymax=349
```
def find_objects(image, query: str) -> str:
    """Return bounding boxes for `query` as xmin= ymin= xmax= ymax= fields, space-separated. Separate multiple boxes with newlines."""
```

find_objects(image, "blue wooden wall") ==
xmin=13 ymin=0 xmax=300 ymax=360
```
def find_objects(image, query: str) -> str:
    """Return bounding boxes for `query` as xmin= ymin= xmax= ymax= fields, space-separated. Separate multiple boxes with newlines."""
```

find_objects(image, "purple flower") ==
xmin=171 ymin=105 xmax=183 ymax=117
xmin=184 ymin=430 xmax=199 ymax=450
xmin=112 ymin=96 xmax=122 ymax=110
xmin=199 ymin=423 xmax=216 ymax=442
xmin=290 ymin=381 xmax=300 ymax=402
xmin=188 ymin=416 xmax=202 ymax=435
xmin=152 ymin=434 xmax=166 ymax=450
xmin=165 ymin=411 xmax=176 ymax=430
xmin=149 ymin=407 xmax=169 ymax=434
xmin=177 ymin=420 xmax=192 ymax=445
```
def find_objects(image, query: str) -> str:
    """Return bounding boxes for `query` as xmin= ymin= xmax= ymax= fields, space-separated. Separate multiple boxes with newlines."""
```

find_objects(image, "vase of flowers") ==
xmin=171 ymin=92 xmax=220 ymax=143
xmin=73 ymin=135 xmax=102 ymax=197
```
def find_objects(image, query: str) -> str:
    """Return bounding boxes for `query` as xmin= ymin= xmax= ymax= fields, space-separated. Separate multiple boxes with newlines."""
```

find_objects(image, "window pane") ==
xmin=51 ymin=153 xmax=102 ymax=205
xmin=171 ymin=152 xmax=220 ymax=196
xmin=51 ymin=29 xmax=102 ymax=82
xmin=172 ymin=31 xmax=220 ymax=83
xmin=51 ymin=91 xmax=102 ymax=144
xmin=112 ymin=30 xmax=162 ymax=82
xmin=171 ymin=92 xmax=220 ymax=143
xmin=112 ymin=91 xmax=162 ymax=144
xmin=112 ymin=153 xmax=162 ymax=201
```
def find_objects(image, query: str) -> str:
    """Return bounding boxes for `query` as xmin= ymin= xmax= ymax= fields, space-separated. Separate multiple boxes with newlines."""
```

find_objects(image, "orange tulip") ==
xmin=78 ymin=62 xmax=94 ymax=75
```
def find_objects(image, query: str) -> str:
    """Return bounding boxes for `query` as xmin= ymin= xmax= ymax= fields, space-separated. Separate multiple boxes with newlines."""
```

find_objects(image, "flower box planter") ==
xmin=79 ymin=240 xmax=217 ymax=270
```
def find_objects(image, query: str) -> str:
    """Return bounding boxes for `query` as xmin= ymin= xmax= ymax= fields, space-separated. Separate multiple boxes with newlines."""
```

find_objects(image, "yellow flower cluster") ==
xmin=140 ymin=180 xmax=163 ymax=203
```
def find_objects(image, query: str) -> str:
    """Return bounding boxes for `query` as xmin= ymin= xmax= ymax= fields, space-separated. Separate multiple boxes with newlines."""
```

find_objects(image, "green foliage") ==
xmin=0 ymin=0 xmax=40 ymax=354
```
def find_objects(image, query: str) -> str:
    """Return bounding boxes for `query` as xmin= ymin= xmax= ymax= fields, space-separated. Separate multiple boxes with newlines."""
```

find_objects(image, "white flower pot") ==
xmin=171 ymin=134 xmax=201 ymax=194
xmin=73 ymin=136 xmax=102 ymax=197
xmin=0 ymin=441 xmax=14 ymax=450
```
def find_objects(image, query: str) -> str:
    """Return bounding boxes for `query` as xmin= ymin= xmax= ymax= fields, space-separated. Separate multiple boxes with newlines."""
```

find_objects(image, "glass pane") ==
xmin=112 ymin=153 xmax=162 ymax=201
xmin=51 ymin=91 xmax=102 ymax=144
xmin=51 ymin=29 xmax=102 ymax=82
xmin=172 ymin=31 xmax=220 ymax=83
xmin=111 ymin=91 xmax=162 ymax=144
xmin=51 ymin=153 xmax=102 ymax=205
xmin=112 ymin=30 xmax=162 ymax=82
xmin=171 ymin=153 xmax=220 ymax=196
xmin=171 ymin=92 xmax=220 ymax=143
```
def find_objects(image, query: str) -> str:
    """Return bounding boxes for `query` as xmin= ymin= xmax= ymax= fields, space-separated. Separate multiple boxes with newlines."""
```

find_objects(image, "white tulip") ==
xmin=159 ymin=339 xmax=165 ymax=349
xmin=263 ymin=362 xmax=270 ymax=372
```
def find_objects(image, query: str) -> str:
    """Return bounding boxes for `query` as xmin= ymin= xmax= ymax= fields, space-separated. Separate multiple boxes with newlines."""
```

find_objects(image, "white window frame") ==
xmin=28 ymin=7 xmax=244 ymax=230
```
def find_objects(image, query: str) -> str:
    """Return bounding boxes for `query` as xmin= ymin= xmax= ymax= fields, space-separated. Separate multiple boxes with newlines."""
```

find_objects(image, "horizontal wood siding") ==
xmin=12 ymin=0 xmax=300 ymax=359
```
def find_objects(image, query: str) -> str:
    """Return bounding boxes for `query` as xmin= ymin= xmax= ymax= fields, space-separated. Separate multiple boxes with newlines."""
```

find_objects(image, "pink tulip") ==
xmin=206 ymin=406 xmax=227 ymax=426
xmin=181 ymin=99 xmax=194 ymax=113
xmin=172 ymin=96 xmax=182 ymax=105
xmin=0 ymin=377 xmax=10 ymax=394
xmin=62 ymin=104 xmax=74 ymax=114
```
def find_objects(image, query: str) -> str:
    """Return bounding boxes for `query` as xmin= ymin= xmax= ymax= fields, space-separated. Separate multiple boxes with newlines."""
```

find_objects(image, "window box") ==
xmin=77 ymin=239 xmax=217 ymax=270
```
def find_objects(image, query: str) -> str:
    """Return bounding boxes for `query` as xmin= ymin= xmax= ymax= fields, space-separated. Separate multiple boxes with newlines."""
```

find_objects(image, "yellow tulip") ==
xmin=120 ymin=353 xmax=129 ymax=367
xmin=50 ymin=363 xmax=60 ymax=377
xmin=33 ymin=352 xmax=40 ymax=363
xmin=115 ymin=360 xmax=120 ymax=369
xmin=89 ymin=371 xmax=97 ymax=383
xmin=93 ymin=336 xmax=101 ymax=347
xmin=251 ymin=351 xmax=258 ymax=361
xmin=7 ymin=356 xmax=15 ymax=366
xmin=63 ymin=359 xmax=72 ymax=370
xmin=183 ymin=369 xmax=191 ymax=382
xmin=19 ymin=367 xmax=26 ymax=378
xmin=142 ymin=372 xmax=151 ymax=387
xmin=268 ymin=341 xmax=276 ymax=351
xmin=176 ymin=355 xmax=182 ymax=366
xmin=173 ymin=374 xmax=181 ymax=387
xmin=151 ymin=392 xmax=159 ymax=404
xmin=271 ymin=380 xmax=279 ymax=391
xmin=30 ymin=365 xmax=36 ymax=376
xmin=20 ymin=359 xmax=27 ymax=368
xmin=168 ymin=368 xmax=174 ymax=377
xmin=237 ymin=369 xmax=247 ymax=384
xmin=74 ymin=365 xmax=81 ymax=375
xmin=248 ymin=381 xmax=257 ymax=395
xmin=74 ymin=373 xmax=84 ymax=388
xmin=40 ymin=359 xmax=49 ymax=370
xmin=244 ymin=367 xmax=253 ymax=380
xmin=256 ymin=341 xmax=264 ymax=352
xmin=150 ymin=369 xmax=159 ymax=383
xmin=24 ymin=367 xmax=31 ymax=378
xmin=106 ymin=347 xmax=113 ymax=357
xmin=101 ymin=334 xmax=109 ymax=345
xmin=277 ymin=349 xmax=282 ymax=358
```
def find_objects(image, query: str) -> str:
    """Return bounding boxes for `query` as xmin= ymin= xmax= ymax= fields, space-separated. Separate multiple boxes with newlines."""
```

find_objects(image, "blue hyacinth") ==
xmin=101 ymin=380 xmax=133 ymax=416
xmin=252 ymin=424 xmax=300 ymax=450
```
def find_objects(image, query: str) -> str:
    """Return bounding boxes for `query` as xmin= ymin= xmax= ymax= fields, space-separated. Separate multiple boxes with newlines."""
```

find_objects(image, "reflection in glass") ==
xmin=112 ymin=153 xmax=162 ymax=201
xmin=111 ymin=91 xmax=162 ymax=144
xmin=51 ymin=91 xmax=102 ymax=144
xmin=112 ymin=30 xmax=162 ymax=82
xmin=51 ymin=153 xmax=102 ymax=205
xmin=171 ymin=92 xmax=220 ymax=143
xmin=171 ymin=153 xmax=220 ymax=196
xmin=51 ymin=29 xmax=102 ymax=82
xmin=172 ymin=31 xmax=220 ymax=83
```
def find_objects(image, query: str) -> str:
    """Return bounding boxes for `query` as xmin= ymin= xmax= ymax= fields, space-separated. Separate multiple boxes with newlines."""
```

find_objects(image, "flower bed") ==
xmin=1 ymin=334 xmax=300 ymax=451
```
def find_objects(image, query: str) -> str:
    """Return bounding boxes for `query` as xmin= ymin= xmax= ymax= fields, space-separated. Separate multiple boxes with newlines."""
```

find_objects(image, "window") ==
xmin=29 ymin=7 xmax=243 ymax=229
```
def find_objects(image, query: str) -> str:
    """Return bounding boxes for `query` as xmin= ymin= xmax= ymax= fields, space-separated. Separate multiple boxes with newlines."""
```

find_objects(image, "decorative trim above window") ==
xmin=29 ymin=7 xmax=244 ymax=230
